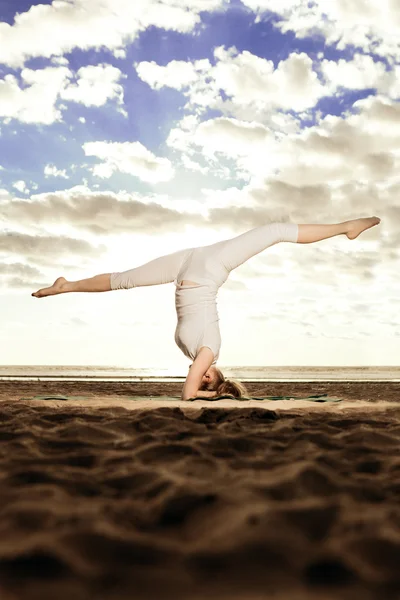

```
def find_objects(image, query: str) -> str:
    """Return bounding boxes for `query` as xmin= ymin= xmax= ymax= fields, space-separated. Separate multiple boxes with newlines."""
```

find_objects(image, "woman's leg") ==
xmin=64 ymin=274 xmax=111 ymax=293
xmin=32 ymin=246 xmax=193 ymax=298
xmin=297 ymin=216 xmax=380 ymax=243
xmin=216 ymin=221 xmax=299 ymax=274
xmin=216 ymin=217 xmax=380 ymax=274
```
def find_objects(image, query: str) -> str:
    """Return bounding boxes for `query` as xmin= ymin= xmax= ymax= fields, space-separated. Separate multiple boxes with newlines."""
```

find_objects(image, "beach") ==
xmin=0 ymin=380 xmax=399 ymax=600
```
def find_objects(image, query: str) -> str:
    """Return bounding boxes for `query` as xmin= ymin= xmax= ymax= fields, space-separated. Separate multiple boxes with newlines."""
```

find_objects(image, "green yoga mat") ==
xmin=19 ymin=394 xmax=341 ymax=403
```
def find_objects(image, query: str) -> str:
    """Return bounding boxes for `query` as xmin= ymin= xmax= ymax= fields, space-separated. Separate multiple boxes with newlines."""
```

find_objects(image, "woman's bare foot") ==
xmin=345 ymin=216 xmax=381 ymax=240
xmin=32 ymin=277 xmax=68 ymax=298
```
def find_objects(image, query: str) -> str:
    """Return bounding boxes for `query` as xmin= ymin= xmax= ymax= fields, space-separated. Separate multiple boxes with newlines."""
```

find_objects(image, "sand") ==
xmin=0 ymin=380 xmax=399 ymax=600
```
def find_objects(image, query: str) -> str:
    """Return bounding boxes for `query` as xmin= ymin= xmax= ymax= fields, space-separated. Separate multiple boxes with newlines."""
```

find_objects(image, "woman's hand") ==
xmin=184 ymin=390 xmax=217 ymax=400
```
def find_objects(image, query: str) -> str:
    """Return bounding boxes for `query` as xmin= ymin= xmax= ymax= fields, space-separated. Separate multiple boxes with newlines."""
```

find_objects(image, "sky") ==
xmin=0 ymin=0 xmax=399 ymax=372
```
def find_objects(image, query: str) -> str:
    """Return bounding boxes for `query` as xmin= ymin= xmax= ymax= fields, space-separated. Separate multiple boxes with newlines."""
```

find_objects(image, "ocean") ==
xmin=0 ymin=365 xmax=399 ymax=382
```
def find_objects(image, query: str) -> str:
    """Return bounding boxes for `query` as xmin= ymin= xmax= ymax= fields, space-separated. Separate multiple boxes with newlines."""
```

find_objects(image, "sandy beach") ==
xmin=0 ymin=380 xmax=399 ymax=600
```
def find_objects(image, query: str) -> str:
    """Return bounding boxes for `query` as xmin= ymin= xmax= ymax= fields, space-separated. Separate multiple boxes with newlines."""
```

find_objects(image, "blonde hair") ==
xmin=212 ymin=367 xmax=248 ymax=398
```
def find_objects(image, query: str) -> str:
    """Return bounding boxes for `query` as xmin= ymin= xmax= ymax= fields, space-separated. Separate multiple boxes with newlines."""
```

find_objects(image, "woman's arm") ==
xmin=181 ymin=347 xmax=215 ymax=401
xmin=188 ymin=390 xmax=217 ymax=399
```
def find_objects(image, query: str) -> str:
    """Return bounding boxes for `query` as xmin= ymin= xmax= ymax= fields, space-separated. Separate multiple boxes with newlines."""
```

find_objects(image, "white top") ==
xmin=173 ymin=242 xmax=229 ymax=365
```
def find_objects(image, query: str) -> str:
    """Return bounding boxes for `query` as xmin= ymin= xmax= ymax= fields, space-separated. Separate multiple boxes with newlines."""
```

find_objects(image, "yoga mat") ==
xmin=192 ymin=393 xmax=341 ymax=402
xmin=19 ymin=393 xmax=341 ymax=403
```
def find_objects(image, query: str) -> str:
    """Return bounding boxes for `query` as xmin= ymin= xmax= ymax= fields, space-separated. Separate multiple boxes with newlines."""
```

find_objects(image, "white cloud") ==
xmin=180 ymin=154 xmax=208 ymax=174
xmin=350 ymin=95 xmax=400 ymax=139
xmin=147 ymin=44 xmax=397 ymax=189
xmin=136 ymin=59 xmax=200 ymax=90
xmin=134 ymin=35 xmax=400 ymax=257
xmin=212 ymin=47 xmax=325 ymax=112
xmin=0 ymin=189 xmax=11 ymax=202
xmin=176 ymin=116 xmax=273 ymax=159
xmin=0 ymin=261 xmax=43 ymax=279
xmin=44 ymin=164 xmax=69 ymax=179
xmin=83 ymin=141 xmax=175 ymax=183
xmin=0 ymin=228 xmax=107 ymax=267
xmin=164 ymin=91 xmax=399 ymax=252
xmin=241 ymin=0 xmax=400 ymax=64
xmin=0 ymin=176 xmax=394 ymax=260
xmin=167 ymin=113 xmax=200 ymax=153
xmin=137 ymin=47 xmax=326 ymax=121
xmin=0 ymin=67 xmax=70 ymax=124
xmin=51 ymin=56 xmax=69 ymax=66
xmin=12 ymin=180 xmax=29 ymax=194
xmin=60 ymin=63 xmax=125 ymax=107
xmin=0 ymin=63 xmax=127 ymax=125
xmin=0 ymin=185 xmax=201 ymax=237
xmin=245 ymin=96 xmax=400 ymax=190
xmin=113 ymin=48 xmax=127 ymax=60
xmin=321 ymin=53 xmax=398 ymax=98
xmin=0 ymin=0 xmax=226 ymax=69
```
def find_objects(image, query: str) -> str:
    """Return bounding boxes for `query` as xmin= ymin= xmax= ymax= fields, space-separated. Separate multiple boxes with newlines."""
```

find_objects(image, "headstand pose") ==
xmin=32 ymin=217 xmax=380 ymax=400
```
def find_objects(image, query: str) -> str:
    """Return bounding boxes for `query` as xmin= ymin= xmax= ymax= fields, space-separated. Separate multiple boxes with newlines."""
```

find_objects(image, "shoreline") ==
xmin=1 ymin=377 xmax=398 ymax=382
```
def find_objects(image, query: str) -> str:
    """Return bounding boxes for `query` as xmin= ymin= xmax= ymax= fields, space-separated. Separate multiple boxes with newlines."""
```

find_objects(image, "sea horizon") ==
xmin=0 ymin=365 xmax=399 ymax=382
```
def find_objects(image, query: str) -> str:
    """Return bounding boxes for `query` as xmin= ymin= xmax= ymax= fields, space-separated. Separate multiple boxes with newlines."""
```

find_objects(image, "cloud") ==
xmin=192 ymin=117 xmax=273 ymax=157
xmin=83 ymin=141 xmax=175 ymax=182
xmin=0 ymin=229 xmax=106 ymax=267
xmin=60 ymin=63 xmax=125 ymax=107
xmin=2 ymin=180 xmax=371 ymax=250
xmin=137 ymin=48 xmax=326 ymax=116
xmin=12 ymin=180 xmax=29 ymax=194
xmin=0 ymin=67 xmax=71 ymax=124
xmin=0 ymin=261 xmax=42 ymax=278
xmin=0 ymin=261 xmax=48 ymax=291
xmin=168 ymin=88 xmax=400 ymax=193
xmin=0 ymin=0 xmax=226 ymax=69
xmin=180 ymin=154 xmax=208 ymax=174
xmin=269 ymin=96 xmax=400 ymax=187
xmin=51 ymin=56 xmax=70 ymax=66
xmin=321 ymin=53 xmax=399 ymax=98
xmin=212 ymin=48 xmax=325 ymax=112
xmin=167 ymin=116 xmax=274 ymax=178
xmin=0 ymin=185 xmax=202 ymax=236
xmin=241 ymin=0 xmax=400 ymax=64
xmin=135 ymin=48 xmax=400 ymax=264
xmin=0 ymin=63 xmax=125 ymax=125
xmin=136 ymin=59 xmax=199 ymax=90
xmin=44 ymin=165 xmax=69 ymax=179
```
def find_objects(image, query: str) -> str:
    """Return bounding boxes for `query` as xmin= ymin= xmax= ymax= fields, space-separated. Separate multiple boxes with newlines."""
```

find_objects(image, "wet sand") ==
xmin=0 ymin=381 xmax=399 ymax=600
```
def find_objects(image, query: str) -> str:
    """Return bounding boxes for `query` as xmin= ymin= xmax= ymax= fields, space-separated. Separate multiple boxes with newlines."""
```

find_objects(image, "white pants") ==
xmin=110 ymin=222 xmax=299 ymax=290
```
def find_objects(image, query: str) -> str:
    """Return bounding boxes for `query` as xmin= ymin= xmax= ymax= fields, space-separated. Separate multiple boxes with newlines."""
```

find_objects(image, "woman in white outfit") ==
xmin=32 ymin=216 xmax=380 ymax=400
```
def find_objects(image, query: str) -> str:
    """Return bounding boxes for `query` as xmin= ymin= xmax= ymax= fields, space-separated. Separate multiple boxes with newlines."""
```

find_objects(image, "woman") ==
xmin=32 ymin=216 xmax=381 ymax=400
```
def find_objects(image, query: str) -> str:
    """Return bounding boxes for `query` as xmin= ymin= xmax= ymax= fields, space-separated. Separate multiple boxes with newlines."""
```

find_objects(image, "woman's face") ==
xmin=202 ymin=367 xmax=216 ymax=387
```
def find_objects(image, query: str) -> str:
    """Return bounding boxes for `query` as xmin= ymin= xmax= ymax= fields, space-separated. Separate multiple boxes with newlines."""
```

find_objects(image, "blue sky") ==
xmin=0 ymin=0 xmax=398 ymax=370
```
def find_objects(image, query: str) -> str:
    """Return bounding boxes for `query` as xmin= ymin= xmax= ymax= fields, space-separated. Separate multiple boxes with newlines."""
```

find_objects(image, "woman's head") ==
xmin=200 ymin=366 xmax=248 ymax=398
